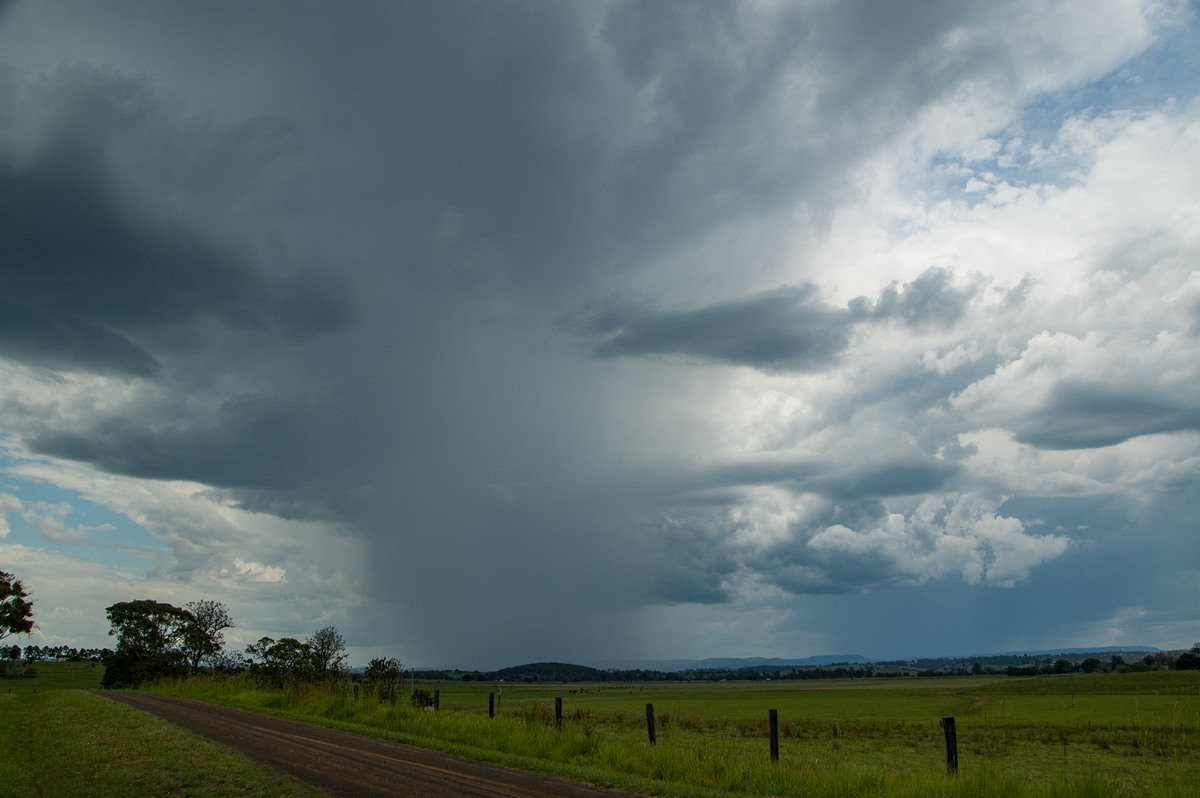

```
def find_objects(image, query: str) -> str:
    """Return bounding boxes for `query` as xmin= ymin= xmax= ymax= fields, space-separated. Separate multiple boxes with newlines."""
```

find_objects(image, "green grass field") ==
xmin=154 ymin=671 xmax=1200 ymax=798
xmin=6 ymin=663 xmax=1196 ymax=797
xmin=0 ymin=663 xmax=320 ymax=798
xmin=0 ymin=659 xmax=105 ymax=692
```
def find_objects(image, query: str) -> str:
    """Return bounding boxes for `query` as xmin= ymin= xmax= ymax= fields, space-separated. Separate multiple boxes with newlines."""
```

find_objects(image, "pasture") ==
xmin=0 ymin=662 xmax=320 ymax=797
xmin=158 ymin=670 xmax=1200 ymax=797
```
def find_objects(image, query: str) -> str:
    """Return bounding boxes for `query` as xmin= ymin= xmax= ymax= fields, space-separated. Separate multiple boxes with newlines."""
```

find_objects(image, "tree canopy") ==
xmin=101 ymin=598 xmax=235 ymax=688
xmin=183 ymin=599 xmax=235 ymax=671
xmin=244 ymin=626 xmax=349 ymax=687
xmin=0 ymin=570 xmax=35 ymax=641
xmin=309 ymin=626 xmax=348 ymax=674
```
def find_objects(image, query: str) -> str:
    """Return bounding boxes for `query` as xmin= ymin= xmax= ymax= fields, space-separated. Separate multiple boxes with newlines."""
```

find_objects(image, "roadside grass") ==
xmin=0 ymin=665 xmax=321 ymax=798
xmin=154 ymin=672 xmax=1200 ymax=798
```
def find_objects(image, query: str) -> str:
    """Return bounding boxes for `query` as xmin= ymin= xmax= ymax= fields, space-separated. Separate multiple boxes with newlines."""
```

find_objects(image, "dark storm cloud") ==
xmin=583 ymin=285 xmax=853 ymax=371
xmin=596 ymin=0 xmax=995 ymax=249
xmin=646 ymin=513 xmax=741 ymax=605
xmin=580 ymin=268 xmax=973 ymax=372
xmin=0 ymin=119 xmax=353 ymax=377
xmin=1014 ymin=380 xmax=1200 ymax=450
xmin=815 ymin=460 xmax=958 ymax=500
xmin=29 ymin=395 xmax=327 ymax=492
xmin=1 ymin=0 xmax=1192 ymax=666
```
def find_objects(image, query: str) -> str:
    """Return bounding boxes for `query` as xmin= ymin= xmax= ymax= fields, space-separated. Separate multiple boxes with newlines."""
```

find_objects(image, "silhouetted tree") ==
xmin=308 ymin=626 xmax=347 ymax=675
xmin=182 ymin=599 xmax=234 ymax=672
xmin=102 ymin=599 xmax=194 ymax=688
xmin=0 ymin=571 xmax=34 ymax=641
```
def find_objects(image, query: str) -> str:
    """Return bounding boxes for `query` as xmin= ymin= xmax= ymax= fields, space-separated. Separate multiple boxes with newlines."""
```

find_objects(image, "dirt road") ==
xmin=99 ymin=692 xmax=643 ymax=798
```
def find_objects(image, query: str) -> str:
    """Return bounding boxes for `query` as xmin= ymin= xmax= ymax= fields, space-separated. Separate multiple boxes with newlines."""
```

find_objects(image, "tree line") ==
xmin=99 ymin=596 xmax=408 ymax=697
xmin=2 ymin=569 xmax=409 ymax=692
xmin=98 ymin=597 xmax=363 ymax=689
xmin=1 ymin=644 xmax=110 ymax=662
xmin=4 ymin=569 xmax=1200 ymax=685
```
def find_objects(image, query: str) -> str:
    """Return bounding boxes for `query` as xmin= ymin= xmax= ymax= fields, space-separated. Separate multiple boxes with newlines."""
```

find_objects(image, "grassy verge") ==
xmin=0 ymin=670 xmax=321 ymax=798
xmin=0 ymin=659 xmax=104 ymax=692
xmin=154 ymin=673 xmax=1199 ymax=798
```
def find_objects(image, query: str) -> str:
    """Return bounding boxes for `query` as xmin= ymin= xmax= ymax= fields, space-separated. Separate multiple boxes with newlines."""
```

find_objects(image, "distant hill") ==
xmin=409 ymin=646 xmax=1170 ymax=681
xmin=592 ymin=655 xmax=869 ymax=671
xmin=975 ymin=646 xmax=1159 ymax=658
xmin=489 ymin=662 xmax=604 ymax=681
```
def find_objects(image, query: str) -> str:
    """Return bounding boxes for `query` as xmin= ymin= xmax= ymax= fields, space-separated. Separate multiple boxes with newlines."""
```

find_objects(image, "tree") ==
xmin=308 ymin=626 xmax=347 ymax=675
xmin=0 ymin=644 xmax=20 ymax=676
xmin=1176 ymin=643 xmax=1200 ymax=671
xmin=363 ymin=656 xmax=403 ymax=700
xmin=0 ymin=571 xmax=35 ymax=641
xmin=245 ymin=636 xmax=314 ymax=687
xmin=182 ymin=600 xmax=234 ymax=672
xmin=102 ymin=599 xmax=194 ymax=688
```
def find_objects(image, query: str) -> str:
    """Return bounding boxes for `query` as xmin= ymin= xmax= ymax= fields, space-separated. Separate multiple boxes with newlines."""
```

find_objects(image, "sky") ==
xmin=1 ymin=1 xmax=1198 ymax=670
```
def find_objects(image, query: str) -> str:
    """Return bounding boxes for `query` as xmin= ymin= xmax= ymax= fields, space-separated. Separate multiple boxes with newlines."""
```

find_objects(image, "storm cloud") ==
xmin=1 ymin=1 xmax=1199 ymax=667
xmin=579 ymin=267 xmax=974 ymax=372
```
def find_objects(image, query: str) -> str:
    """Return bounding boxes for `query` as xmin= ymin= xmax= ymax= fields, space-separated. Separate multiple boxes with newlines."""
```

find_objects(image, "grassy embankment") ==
xmin=0 ymin=662 xmax=320 ymax=798
xmin=155 ymin=670 xmax=1200 ymax=798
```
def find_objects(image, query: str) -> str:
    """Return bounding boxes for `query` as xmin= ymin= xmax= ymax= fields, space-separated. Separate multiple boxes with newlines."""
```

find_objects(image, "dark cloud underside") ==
xmin=587 ymin=285 xmax=853 ymax=371
xmin=0 ymin=72 xmax=354 ymax=376
xmin=1014 ymin=380 xmax=1200 ymax=450
xmin=582 ymin=268 xmax=973 ymax=372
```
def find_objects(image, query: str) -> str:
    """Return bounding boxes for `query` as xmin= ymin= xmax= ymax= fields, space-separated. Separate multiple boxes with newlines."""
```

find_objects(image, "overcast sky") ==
xmin=1 ymin=0 xmax=1199 ymax=669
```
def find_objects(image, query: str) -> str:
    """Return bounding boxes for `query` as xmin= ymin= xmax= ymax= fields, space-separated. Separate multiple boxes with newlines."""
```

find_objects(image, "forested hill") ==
xmin=417 ymin=661 xmax=681 ymax=682
xmin=490 ymin=662 xmax=603 ymax=681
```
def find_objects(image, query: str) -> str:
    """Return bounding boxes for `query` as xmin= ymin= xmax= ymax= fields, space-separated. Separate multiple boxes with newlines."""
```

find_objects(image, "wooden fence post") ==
xmin=434 ymin=689 xmax=440 ymax=710
xmin=940 ymin=716 xmax=958 ymax=774
xmin=769 ymin=709 xmax=779 ymax=762
xmin=645 ymin=703 xmax=657 ymax=746
xmin=489 ymin=692 xmax=495 ymax=718
xmin=555 ymin=696 xmax=563 ymax=730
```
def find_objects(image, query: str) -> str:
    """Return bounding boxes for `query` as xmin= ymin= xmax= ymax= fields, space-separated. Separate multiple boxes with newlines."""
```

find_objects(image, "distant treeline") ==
xmin=411 ymin=648 xmax=1199 ymax=683
xmin=1 ymin=644 xmax=110 ymax=662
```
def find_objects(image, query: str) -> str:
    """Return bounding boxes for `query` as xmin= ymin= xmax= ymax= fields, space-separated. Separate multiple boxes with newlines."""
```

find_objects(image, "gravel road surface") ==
xmin=98 ymin=692 xmax=644 ymax=798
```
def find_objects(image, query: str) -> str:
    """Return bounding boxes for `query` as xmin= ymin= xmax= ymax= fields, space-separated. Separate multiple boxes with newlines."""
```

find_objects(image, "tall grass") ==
xmin=153 ymin=674 xmax=1199 ymax=798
